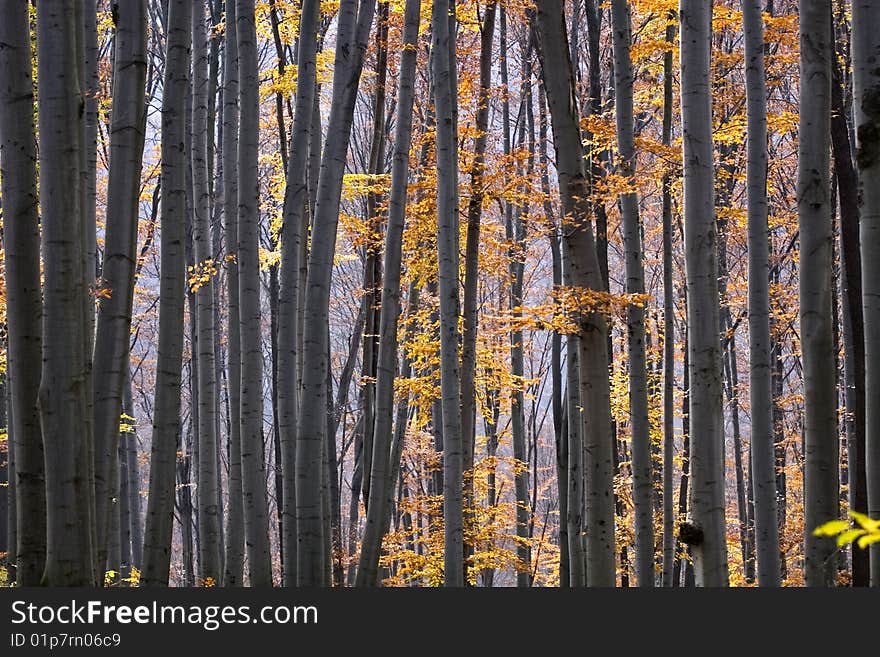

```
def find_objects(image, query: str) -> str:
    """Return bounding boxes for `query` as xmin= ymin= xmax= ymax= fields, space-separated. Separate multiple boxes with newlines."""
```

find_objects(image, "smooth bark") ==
xmin=37 ymin=0 xmax=96 ymax=586
xmin=93 ymin=0 xmax=148 ymax=580
xmin=799 ymin=0 xmax=838 ymax=588
xmin=680 ymin=0 xmax=729 ymax=586
xmin=141 ymin=0 xmax=191 ymax=586
xmin=0 ymin=0 xmax=46 ymax=586
xmin=296 ymin=0 xmax=375 ymax=586
xmin=611 ymin=0 xmax=653 ymax=586
xmin=743 ymin=0 xmax=781 ymax=587
xmin=356 ymin=0 xmax=422 ymax=587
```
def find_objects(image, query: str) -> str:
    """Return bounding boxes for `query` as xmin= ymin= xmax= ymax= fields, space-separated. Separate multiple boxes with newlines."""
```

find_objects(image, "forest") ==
xmin=0 ymin=0 xmax=878 ymax=589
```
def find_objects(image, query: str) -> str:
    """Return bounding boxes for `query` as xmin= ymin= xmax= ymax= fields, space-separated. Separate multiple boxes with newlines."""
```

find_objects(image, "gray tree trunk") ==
xmin=92 ymin=0 xmax=148 ymax=580
xmin=235 ymin=0 xmax=273 ymax=586
xmin=296 ymin=0 xmax=375 ymax=586
xmin=123 ymin=373 xmax=142 ymax=571
xmin=359 ymin=3 xmax=389 ymax=512
xmin=81 ymin=5 xmax=99 ymax=577
xmin=535 ymin=0 xmax=616 ymax=587
xmin=852 ymin=0 xmax=880 ymax=587
xmin=222 ymin=0 xmax=245 ymax=588
xmin=192 ymin=0 xmax=222 ymax=584
xmin=743 ymin=0 xmax=781 ymax=587
xmin=460 ymin=3 xmax=497 ymax=554
xmin=537 ymin=80 xmax=569 ymax=587
xmin=611 ymin=0 xmax=653 ymax=587
xmin=799 ymin=0 xmax=838 ymax=588
xmin=661 ymin=13 xmax=676 ymax=588
xmin=356 ymin=0 xmax=422 ymax=587
xmin=431 ymin=0 xmax=464 ymax=588
xmin=141 ymin=0 xmax=191 ymax=587
xmin=36 ymin=0 xmax=96 ymax=586
xmin=679 ymin=0 xmax=729 ymax=586
xmin=0 ymin=0 xmax=46 ymax=586
xmin=277 ymin=0 xmax=319 ymax=588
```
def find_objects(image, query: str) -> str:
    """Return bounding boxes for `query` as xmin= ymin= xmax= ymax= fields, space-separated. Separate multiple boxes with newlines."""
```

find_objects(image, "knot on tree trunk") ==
xmin=678 ymin=521 xmax=704 ymax=546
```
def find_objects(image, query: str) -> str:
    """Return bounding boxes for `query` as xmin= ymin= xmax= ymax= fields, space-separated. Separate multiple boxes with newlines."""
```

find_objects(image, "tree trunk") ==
xmin=36 ymin=0 xmax=96 ymax=586
xmin=852 ymin=0 xmax=880 ymax=587
xmin=296 ymin=0 xmax=376 ymax=586
xmin=359 ymin=3 xmax=389 ymax=512
xmin=277 ymin=0 xmax=319 ymax=588
xmin=679 ymin=0 xmax=729 ymax=587
xmin=222 ymin=0 xmax=245 ymax=588
xmin=142 ymin=0 xmax=191 ymax=587
xmin=661 ymin=11 xmax=676 ymax=588
xmin=123 ymin=372 xmax=142 ymax=572
xmin=831 ymin=51 xmax=868 ymax=586
xmin=799 ymin=0 xmax=838 ymax=588
xmin=0 ymin=0 xmax=46 ymax=587
xmin=356 ymin=0 xmax=422 ymax=587
xmin=535 ymin=0 xmax=616 ymax=587
xmin=192 ymin=0 xmax=222 ymax=585
xmin=93 ymin=0 xmax=148 ymax=582
xmin=538 ymin=80 xmax=568 ymax=587
xmin=431 ymin=0 xmax=464 ymax=588
xmin=743 ymin=0 xmax=782 ymax=588
xmin=236 ymin=0 xmax=273 ymax=586
xmin=611 ymin=0 xmax=653 ymax=587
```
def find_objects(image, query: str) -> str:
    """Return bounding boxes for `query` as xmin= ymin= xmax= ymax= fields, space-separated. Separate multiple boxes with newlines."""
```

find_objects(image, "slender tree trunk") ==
xmin=0 ymin=375 xmax=6 ymax=569
xmin=359 ymin=3 xmax=389 ymax=512
xmin=678 ymin=0 xmax=729 ymax=587
xmin=723 ymin=329 xmax=755 ymax=581
xmin=277 ymin=0 xmax=319 ymax=588
xmin=799 ymin=0 xmax=838 ymax=588
xmin=81 ymin=1 xmax=99 ymax=579
xmin=831 ymin=55 xmax=868 ymax=587
xmin=296 ymin=0 xmax=376 ymax=586
xmin=222 ymin=0 xmax=245 ymax=588
xmin=123 ymin=373 xmax=142 ymax=572
xmin=37 ymin=0 xmax=96 ymax=586
xmin=93 ymin=0 xmax=148 ymax=583
xmin=118 ymin=408 xmax=132 ymax=579
xmin=743 ymin=0 xmax=781 ymax=587
xmin=432 ymin=0 xmax=464 ymax=588
xmin=538 ymin=80 xmax=569 ymax=587
xmin=661 ymin=11 xmax=676 ymax=588
xmin=236 ymin=0 xmax=273 ymax=586
xmin=460 ymin=2 xmax=497 ymax=582
xmin=142 ymin=0 xmax=191 ymax=587
xmin=3 ymin=382 xmax=12 ymax=582
xmin=0 ymin=0 xmax=46 ymax=587
xmin=852 ymin=0 xmax=880 ymax=587
xmin=357 ymin=0 xmax=422 ymax=587
xmin=177 ymin=426 xmax=196 ymax=586
xmin=535 ymin=0 xmax=616 ymax=587
xmin=191 ymin=0 xmax=222 ymax=585
xmin=611 ymin=0 xmax=653 ymax=587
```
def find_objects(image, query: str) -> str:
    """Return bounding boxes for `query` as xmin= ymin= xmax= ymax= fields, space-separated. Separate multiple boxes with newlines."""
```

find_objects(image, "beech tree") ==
xmin=0 ymin=0 xmax=45 ymax=587
xmin=142 ymin=0 xmax=191 ymax=587
xmin=852 ymin=0 xmax=880 ymax=586
xmin=679 ymin=0 xmax=728 ymax=587
xmin=799 ymin=0 xmax=837 ymax=588
xmin=2 ymin=0 xmax=878 ymax=591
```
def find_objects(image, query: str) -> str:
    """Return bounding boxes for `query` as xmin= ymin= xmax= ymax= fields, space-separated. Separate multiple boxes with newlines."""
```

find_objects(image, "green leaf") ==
xmin=813 ymin=519 xmax=849 ymax=537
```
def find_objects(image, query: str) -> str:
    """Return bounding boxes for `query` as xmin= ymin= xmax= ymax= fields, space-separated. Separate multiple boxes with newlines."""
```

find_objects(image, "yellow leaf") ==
xmin=812 ymin=519 xmax=849 ymax=537
xmin=850 ymin=511 xmax=880 ymax=532
xmin=856 ymin=534 xmax=880 ymax=550
xmin=836 ymin=528 xmax=866 ymax=548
